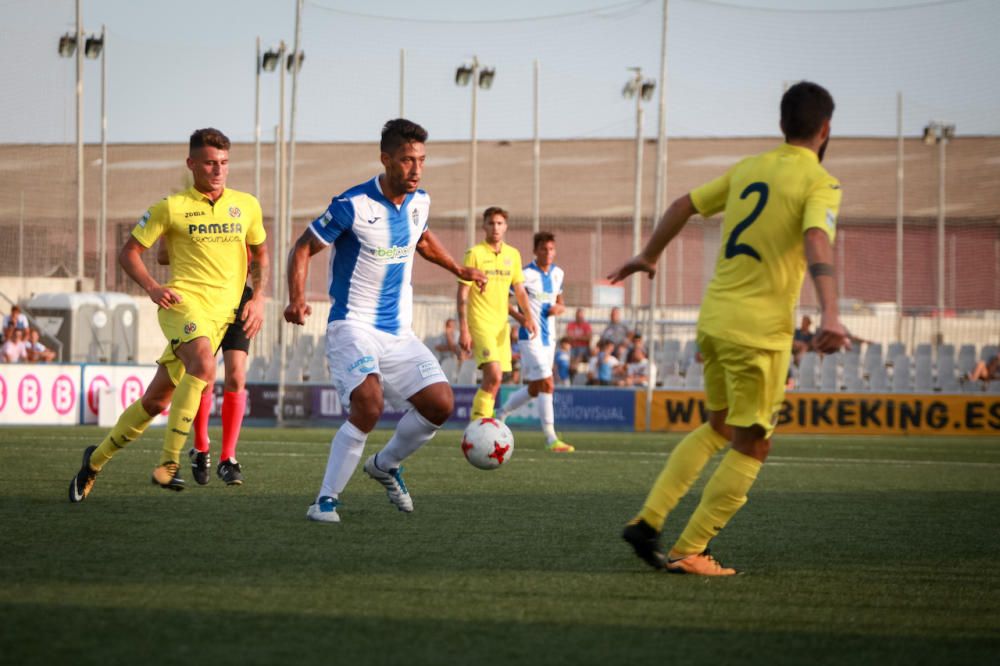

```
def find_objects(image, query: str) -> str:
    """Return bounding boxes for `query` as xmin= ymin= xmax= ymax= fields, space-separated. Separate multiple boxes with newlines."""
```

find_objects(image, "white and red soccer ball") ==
xmin=461 ymin=417 xmax=514 ymax=470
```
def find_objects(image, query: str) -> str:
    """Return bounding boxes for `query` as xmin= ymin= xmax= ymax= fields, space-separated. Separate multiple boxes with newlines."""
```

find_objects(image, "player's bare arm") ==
xmin=508 ymin=302 xmax=526 ymax=326
xmin=242 ymin=242 xmax=270 ymax=339
xmin=457 ymin=282 xmax=472 ymax=353
xmin=513 ymin=283 xmax=537 ymax=338
xmin=804 ymin=227 xmax=849 ymax=353
xmin=607 ymin=194 xmax=697 ymax=284
xmin=416 ymin=230 xmax=487 ymax=291
xmin=120 ymin=236 xmax=181 ymax=309
xmin=284 ymin=229 xmax=325 ymax=325
xmin=549 ymin=294 xmax=566 ymax=318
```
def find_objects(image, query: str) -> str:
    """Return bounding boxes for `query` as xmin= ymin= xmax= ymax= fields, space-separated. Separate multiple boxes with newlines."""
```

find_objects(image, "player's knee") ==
xmin=223 ymin=369 xmax=245 ymax=392
xmin=422 ymin=390 xmax=454 ymax=425
xmin=349 ymin=401 xmax=383 ymax=432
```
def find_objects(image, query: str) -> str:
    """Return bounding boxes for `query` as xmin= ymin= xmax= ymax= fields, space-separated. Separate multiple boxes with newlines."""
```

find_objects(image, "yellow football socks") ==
xmin=671 ymin=449 xmax=762 ymax=557
xmin=471 ymin=389 xmax=495 ymax=421
xmin=637 ymin=423 xmax=728 ymax=530
xmin=89 ymin=401 xmax=155 ymax=471
xmin=160 ymin=374 xmax=208 ymax=465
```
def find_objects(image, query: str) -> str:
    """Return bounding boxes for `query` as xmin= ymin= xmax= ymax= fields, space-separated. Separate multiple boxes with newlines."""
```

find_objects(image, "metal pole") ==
xmin=895 ymin=91 xmax=903 ymax=341
xmin=75 ymin=0 xmax=84 ymax=286
xmin=19 ymin=191 xmax=24 ymax=279
xmin=936 ymin=134 xmax=946 ymax=339
xmin=399 ymin=48 xmax=405 ymax=117
xmin=99 ymin=24 xmax=107 ymax=293
xmin=276 ymin=41 xmax=287 ymax=427
xmin=287 ymin=0 xmax=303 ymax=261
xmin=467 ymin=56 xmax=480 ymax=250
xmin=630 ymin=70 xmax=645 ymax=309
xmin=647 ymin=0 xmax=669 ymax=431
xmin=532 ymin=59 xmax=540 ymax=234
xmin=254 ymin=36 xmax=261 ymax=198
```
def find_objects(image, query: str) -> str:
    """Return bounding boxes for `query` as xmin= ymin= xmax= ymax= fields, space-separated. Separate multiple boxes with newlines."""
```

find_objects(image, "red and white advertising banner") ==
xmin=0 ymin=364 xmax=81 ymax=425
xmin=81 ymin=364 xmax=168 ymax=426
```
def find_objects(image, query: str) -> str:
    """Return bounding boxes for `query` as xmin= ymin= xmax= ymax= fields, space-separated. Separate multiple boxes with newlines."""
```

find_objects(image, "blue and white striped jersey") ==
xmin=517 ymin=261 xmax=564 ymax=347
xmin=308 ymin=176 xmax=430 ymax=334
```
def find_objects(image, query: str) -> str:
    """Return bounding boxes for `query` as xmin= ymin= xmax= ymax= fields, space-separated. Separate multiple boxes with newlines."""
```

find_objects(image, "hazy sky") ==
xmin=0 ymin=0 xmax=996 ymax=143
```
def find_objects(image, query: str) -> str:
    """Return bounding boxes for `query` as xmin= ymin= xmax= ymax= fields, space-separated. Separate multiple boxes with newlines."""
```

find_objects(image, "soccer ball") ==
xmin=461 ymin=417 xmax=515 ymax=470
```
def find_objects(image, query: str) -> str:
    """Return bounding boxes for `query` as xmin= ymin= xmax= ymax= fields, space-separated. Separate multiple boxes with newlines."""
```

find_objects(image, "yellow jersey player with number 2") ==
xmin=609 ymin=81 xmax=848 ymax=576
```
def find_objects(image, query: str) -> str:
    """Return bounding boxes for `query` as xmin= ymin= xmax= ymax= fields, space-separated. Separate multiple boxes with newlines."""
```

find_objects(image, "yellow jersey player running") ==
xmin=609 ymin=81 xmax=848 ymax=575
xmin=458 ymin=207 xmax=537 ymax=421
xmin=69 ymin=128 xmax=268 ymax=501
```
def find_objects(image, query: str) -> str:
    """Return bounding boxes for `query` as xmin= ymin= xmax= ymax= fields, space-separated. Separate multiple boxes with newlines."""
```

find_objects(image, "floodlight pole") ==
xmin=628 ymin=67 xmax=645 ymax=310
xmin=468 ymin=55 xmax=480 ymax=250
xmin=399 ymin=48 xmax=406 ymax=117
xmin=532 ymin=59 xmax=540 ymax=234
xmin=75 ymin=0 xmax=84 ymax=287
xmin=98 ymin=24 xmax=107 ymax=292
xmin=894 ymin=92 xmax=903 ymax=341
xmin=254 ymin=36 xmax=262 ymax=198
xmin=924 ymin=121 xmax=953 ymax=342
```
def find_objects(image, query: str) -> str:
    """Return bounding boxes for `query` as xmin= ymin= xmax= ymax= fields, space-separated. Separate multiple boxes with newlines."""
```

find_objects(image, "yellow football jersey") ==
xmin=461 ymin=241 xmax=524 ymax=334
xmin=691 ymin=143 xmax=842 ymax=351
xmin=132 ymin=187 xmax=266 ymax=323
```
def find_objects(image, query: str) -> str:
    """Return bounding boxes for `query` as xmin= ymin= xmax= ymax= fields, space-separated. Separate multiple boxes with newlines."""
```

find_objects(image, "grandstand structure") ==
xmin=1 ymin=135 xmax=998 ymax=393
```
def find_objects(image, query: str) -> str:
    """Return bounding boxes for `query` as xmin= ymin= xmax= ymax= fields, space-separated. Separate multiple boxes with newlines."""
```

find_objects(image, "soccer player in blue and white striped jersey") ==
xmin=496 ymin=232 xmax=575 ymax=452
xmin=285 ymin=119 xmax=486 ymax=523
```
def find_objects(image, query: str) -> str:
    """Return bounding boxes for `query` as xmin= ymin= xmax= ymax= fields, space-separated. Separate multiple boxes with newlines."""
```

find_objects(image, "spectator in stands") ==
xmin=3 ymin=304 xmax=29 ymax=341
xmin=554 ymin=337 xmax=572 ymax=386
xmin=966 ymin=352 xmax=1000 ymax=386
xmin=426 ymin=318 xmax=468 ymax=363
xmin=792 ymin=315 xmax=814 ymax=365
xmin=599 ymin=306 xmax=631 ymax=348
xmin=566 ymin=308 xmax=593 ymax=364
xmin=1 ymin=327 xmax=28 ymax=363
xmin=589 ymin=340 xmax=622 ymax=386
xmin=25 ymin=328 xmax=56 ymax=363
xmin=625 ymin=347 xmax=650 ymax=387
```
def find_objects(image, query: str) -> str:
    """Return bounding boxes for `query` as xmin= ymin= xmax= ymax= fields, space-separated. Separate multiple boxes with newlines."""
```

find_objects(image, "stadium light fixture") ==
xmin=455 ymin=63 xmax=474 ymax=87
xmin=922 ymin=120 xmax=956 ymax=339
xmin=261 ymin=48 xmax=282 ymax=72
xmin=640 ymin=80 xmax=656 ymax=101
xmin=286 ymin=50 xmax=305 ymax=73
xmin=623 ymin=66 xmax=655 ymax=308
xmin=84 ymin=33 xmax=103 ymax=59
xmin=58 ymin=33 xmax=77 ymax=57
xmin=478 ymin=67 xmax=496 ymax=90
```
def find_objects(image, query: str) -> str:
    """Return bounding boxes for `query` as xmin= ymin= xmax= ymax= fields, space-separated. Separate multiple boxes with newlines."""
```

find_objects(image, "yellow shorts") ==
xmin=698 ymin=330 xmax=790 ymax=438
xmin=470 ymin=323 xmax=512 ymax=372
xmin=157 ymin=305 xmax=231 ymax=386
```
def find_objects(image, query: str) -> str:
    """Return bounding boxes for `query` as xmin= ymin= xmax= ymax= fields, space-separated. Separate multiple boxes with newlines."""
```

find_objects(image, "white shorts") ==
xmin=326 ymin=320 xmax=447 ymax=408
xmin=518 ymin=337 xmax=555 ymax=382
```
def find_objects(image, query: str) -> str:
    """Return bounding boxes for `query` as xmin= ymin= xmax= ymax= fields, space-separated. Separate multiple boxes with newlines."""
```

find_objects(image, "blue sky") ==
xmin=0 ymin=0 xmax=996 ymax=143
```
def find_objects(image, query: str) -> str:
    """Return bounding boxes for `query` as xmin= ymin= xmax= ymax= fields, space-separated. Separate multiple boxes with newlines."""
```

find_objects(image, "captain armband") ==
xmin=808 ymin=263 xmax=835 ymax=279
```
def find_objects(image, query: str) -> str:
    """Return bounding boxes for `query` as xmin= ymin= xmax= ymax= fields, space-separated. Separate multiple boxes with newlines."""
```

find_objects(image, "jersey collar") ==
xmin=373 ymin=175 xmax=414 ymax=210
xmin=780 ymin=142 xmax=820 ymax=163
xmin=188 ymin=185 xmax=228 ymax=205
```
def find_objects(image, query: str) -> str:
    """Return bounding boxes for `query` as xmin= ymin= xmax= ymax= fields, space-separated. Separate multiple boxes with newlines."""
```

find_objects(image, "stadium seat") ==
xmin=439 ymin=356 xmax=459 ymax=383
xmin=890 ymin=355 xmax=912 ymax=392
xmin=661 ymin=373 xmax=684 ymax=389
xmin=820 ymin=353 xmax=840 ymax=391
xmin=982 ymin=344 xmax=999 ymax=362
xmin=684 ymin=362 xmax=704 ymax=389
xmin=798 ymin=352 xmax=819 ymax=390
xmin=456 ymin=359 xmax=478 ymax=385
xmin=863 ymin=343 xmax=883 ymax=371
xmin=248 ymin=356 xmax=267 ymax=382
xmin=957 ymin=345 xmax=977 ymax=376
xmin=887 ymin=342 xmax=906 ymax=364
xmin=868 ymin=365 xmax=888 ymax=392
xmin=307 ymin=356 xmax=329 ymax=383
xmin=936 ymin=353 xmax=960 ymax=392
xmin=915 ymin=343 xmax=932 ymax=358
xmin=988 ymin=380 xmax=1000 ymax=394
xmin=842 ymin=352 xmax=862 ymax=391
xmin=661 ymin=339 xmax=681 ymax=355
xmin=571 ymin=372 xmax=589 ymax=386
xmin=914 ymin=354 xmax=933 ymax=392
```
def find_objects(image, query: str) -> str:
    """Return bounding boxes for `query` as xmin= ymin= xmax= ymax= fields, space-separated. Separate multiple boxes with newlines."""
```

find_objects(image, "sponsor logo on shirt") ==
xmin=825 ymin=209 xmax=836 ymax=231
xmin=137 ymin=210 xmax=151 ymax=228
xmin=370 ymin=245 xmax=412 ymax=261
xmin=187 ymin=222 xmax=243 ymax=235
xmin=349 ymin=355 xmax=376 ymax=374
xmin=185 ymin=211 xmax=206 ymax=218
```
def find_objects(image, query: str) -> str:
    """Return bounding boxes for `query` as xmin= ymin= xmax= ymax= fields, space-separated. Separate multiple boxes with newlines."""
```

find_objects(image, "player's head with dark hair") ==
xmin=533 ymin=231 xmax=555 ymax=250
xmin=780 ymin=82 xmax=834 ymax=142
xmin=189 ymin=128 xmax=231 ymax=155
xmin=380 ymin=118 xmax=428 ymax=154
xmin=483 ymin=206 xmax=508 ymax=224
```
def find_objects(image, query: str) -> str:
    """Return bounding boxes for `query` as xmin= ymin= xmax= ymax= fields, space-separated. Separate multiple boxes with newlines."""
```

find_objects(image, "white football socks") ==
xmin=317 ymin=420 xmax=367 ymax=500
xmin=538 ymin=391 xmax=558 ymax=444
xmin=498 ymin=387 xmax=532 ymax=420
xmin=376 ymin=408 xmax=440 ymax=469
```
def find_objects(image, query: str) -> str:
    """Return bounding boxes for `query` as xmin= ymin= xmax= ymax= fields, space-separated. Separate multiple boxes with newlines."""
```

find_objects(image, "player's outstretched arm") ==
xmin=607 ymin=194 xmax=697 ymax=284
xmin=804 ymin=228 xmax=849 ymax=353
xmin=120 ymin=236 xmax=181 ymax=308
xmin=241 ymin=242 xmax=270 ymax=339
xmin=417 ymin=230 xmax=487 ymax=291
xmin=284 ymin=229 xmax=325 ymax=325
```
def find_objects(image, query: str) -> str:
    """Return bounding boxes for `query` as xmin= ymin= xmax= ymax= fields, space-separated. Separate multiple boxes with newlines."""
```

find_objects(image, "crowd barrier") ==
xmin=1 ymin=364 xmax=997 ymax=435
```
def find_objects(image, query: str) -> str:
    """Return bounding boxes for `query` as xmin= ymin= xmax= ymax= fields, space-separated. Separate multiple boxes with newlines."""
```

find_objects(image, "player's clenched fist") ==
xmin=284 ymin=301 xmax=312 ymax=325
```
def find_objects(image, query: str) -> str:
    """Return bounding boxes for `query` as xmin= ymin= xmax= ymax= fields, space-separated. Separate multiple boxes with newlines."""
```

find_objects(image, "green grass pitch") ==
xmin=2 ymin=426 xmax=999 ymax=665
